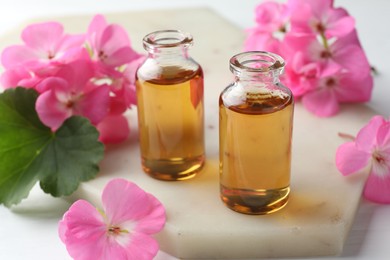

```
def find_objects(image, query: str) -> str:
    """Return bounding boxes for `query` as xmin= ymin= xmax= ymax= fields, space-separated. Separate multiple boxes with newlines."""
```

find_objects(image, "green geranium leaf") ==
xmin=0 ymin=88 xmax=104 ymax=207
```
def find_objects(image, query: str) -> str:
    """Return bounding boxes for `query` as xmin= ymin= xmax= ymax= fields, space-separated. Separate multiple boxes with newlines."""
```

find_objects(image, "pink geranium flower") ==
xmin=1 ymin=22 xmax=84 ymax=71
xmin=298 ymin=63 xmax=372 ymax=117
xmin=244 ymin=0 xmax=373 ymax=118
xmin=336 ymin=116 xmax=390 ymax=203
xmin=289 ymin=0 xmax=355 ymax=38
xmin=35 ymin=60 xmax=110 ymax=130
xmin=254 ymin=1 xmax=289 ymax=33
xmin=244 ymin=1 xmax=289 ymax=54
xmin=59 ymin=178 xmax=166 ymax=260
xmin=86 ymin=14 xmax=141 ymax=75
xmin=283 ymin=33 xmax=371 ymax=78
xmin=0 ymin=14 xmax=146 ymax=145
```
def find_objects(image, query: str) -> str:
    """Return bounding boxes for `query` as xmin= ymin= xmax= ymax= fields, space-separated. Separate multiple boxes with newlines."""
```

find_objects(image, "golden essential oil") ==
xmin=136 ymin=66 xmax=205 ymax=181
xmin=219 ymin=51 xmax=294 ymax=214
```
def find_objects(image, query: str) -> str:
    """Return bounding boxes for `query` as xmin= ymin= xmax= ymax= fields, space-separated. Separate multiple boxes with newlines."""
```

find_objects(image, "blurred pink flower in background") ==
xmin=288 ymin=0 xmax=355 ymax=38
xmin=86 ymin=15 xmax=141 ymax=75
xmin=59 ymin=178 xmax=166 ymax=260
xmin=245 ymin=1 xmax=289 ymax=54
xmin=0 ymin=15 xmax=143 ymax=144
xmin=245 ymin=0 xmax=373 ymax=117
xmin=1 ymin=21 xmax=85 ymax=71
xmin=336 ymin=116 xmax=390 ymax=203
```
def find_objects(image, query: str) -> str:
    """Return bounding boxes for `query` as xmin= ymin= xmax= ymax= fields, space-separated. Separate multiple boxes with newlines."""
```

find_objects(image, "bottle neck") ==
xmin=229 ymin=51 xmax=285 ymax=88
xmin=147 ymin=46 xmax=189 ymax=63
xmin=234 ymin=70 xmax=282 ymax=86
xmin=143 ymin=30 xmax=193 ymax=65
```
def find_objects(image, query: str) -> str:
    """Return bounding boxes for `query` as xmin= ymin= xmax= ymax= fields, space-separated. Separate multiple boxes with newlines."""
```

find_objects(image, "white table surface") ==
xmin=0 ymin=0 xmax=389 ymax=259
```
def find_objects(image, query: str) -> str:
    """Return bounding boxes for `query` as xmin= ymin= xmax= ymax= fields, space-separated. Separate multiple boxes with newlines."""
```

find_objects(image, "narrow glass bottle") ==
xmin=219 ymin=51 xmax=294 ymax=215
xmin=136 ymin=30 xmax=205 ymax=181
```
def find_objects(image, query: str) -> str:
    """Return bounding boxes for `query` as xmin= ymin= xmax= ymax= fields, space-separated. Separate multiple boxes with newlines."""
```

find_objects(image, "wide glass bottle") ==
xmin=219 ymin=51 xmax=294 ymax=215
xmin=136 ymin=30 xmax=205 ymax=181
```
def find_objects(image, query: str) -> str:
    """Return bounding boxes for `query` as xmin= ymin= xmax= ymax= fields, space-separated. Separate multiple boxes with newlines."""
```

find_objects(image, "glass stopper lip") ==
xmin=143 ymin=29 xmax=193 ymax=50
xmin=230 ymin=51 xmax=285 ymax=74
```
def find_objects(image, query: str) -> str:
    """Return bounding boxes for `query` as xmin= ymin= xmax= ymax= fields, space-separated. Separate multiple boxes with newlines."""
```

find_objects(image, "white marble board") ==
xmin=0 ymin=8 xmax=377 ymax=259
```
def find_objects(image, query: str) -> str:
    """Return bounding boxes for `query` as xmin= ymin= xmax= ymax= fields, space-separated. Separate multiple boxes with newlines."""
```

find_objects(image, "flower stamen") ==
xmin=315 ymin=22 xmax=326 ymax=34
xmin=373 ymin=150 xmax=386 ymax=165
xmin=325 ymin=78 xmax=336 ymax=88
xmin=98 ymin=50 xmax=108 ymax=61
xmin=108 ymin=226 xmax=129 ymax=235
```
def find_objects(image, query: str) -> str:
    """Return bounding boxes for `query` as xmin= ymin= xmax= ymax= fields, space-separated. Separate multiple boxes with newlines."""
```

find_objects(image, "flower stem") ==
xmin=371 ymin=66 xmax=379 ymax=75
xmin=338 ymin=132 xmax=356 ymax=141
xmin=320 ymin=32 xmax=329 ymax=50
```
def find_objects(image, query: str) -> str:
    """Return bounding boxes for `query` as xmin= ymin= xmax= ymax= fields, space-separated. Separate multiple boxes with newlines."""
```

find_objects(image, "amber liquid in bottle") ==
xmin=219 ymin=92 xmax=293 ymax=214
xmin=136 ymin=67 xmax=205 ymax=181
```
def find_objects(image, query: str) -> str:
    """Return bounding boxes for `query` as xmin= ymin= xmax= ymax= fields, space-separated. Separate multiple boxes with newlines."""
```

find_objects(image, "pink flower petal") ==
xmin=102 ymin=179 xmax=152 ymax=224
xmin=97 ymin=114 xmax=130 ymax=144
xmin=108 ymin=94 xmax=128 ymax=115
xmin=301 ymin=87 xmax=339 ymax=117
xmin=336 ymin=72 xmax=373 ymax=103
xmin=54 ymin=60 xmax=95 ymax=92
xmin=32 ymin=62 xmax=63 ymax=78
xmin=326 ymin=15 xmax=355 ymax=38
xmin=111 ymin=81 xmax=138 ymax=109
xmin=320 ymin=62 xmax=341 ymax=78
xmin=283 ymin=54 xmax=320 ymax=98
xmin=35 ymin=89 xmax=70 ymax=130
xmin=99 ymin=24 xmax=130 ymax=54
xmin=335 ymin=142 xmax=371 ymax=176
xmin=331 ymin=43 xmax=370 ymax=78
xmin=282 ymin=33 xmax=314 ymax=59
xmin=376 ymin=121 xmax=390 ymax=150
xmin=36 ymin=76 xmax=68 ymax=93
xmin=1 ymin=45 xmax=39 ymax=69
xmin=289 ymin=1 xmax=312 ymax=33
xmin=101 ymin=241 xmax=128 ymax=260
xmin=0 ymin=67 xmax=31 ymax=88
xmin=327 ymin=6 xmax=350 ymax=20
xmin=18 ymin=77 xmax=42 ymax=89
xmin=254 ymin=1 xmax=288 ymax=33
xmin=355 ymin=115 xmax=386 ymax=151
xmin=22 ymin=22 xmax=64 ymax=52
xmin=77 ymin=84 xmax=110 ymax=124
xmin=123 ymin=83 xmax=137 ymax=107
xmin=371 ymin=157 xmax=390 ymax=179
xmin=334 ymin=29 xmax=361 ymax=47
xmin=56 ymin=34 xmax=86 ymax=54
xmin=57 ymin=46 xmax=90 ymax=65
xmin=135 ymin=193 xmax=166 ymax=235
xmin=124 ymin=56 xmax=146 ymax=85
xmin=308 ymin=0 xmax=333 ymax=16
xmin=101 ymin=179 xmax=165 ymax=235
xmin=59 ymin=200 xmax=107 ymax=260
xmin=363 ymin=174 xmax=390 ymax=204
xmin=105 ymin=46 xmax=141 ymax=68
xmin=87 ymin=14 xmax=108 ymax=50
xmin=123 ymin=232 xmax=160 ymax=260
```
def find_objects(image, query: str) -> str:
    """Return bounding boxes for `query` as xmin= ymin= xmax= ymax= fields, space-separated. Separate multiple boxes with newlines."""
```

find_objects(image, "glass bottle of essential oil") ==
xmin=219 ymin=51 xmax=294 ymax=215
xmin=136 ymin=30 xmax=205 ymax=181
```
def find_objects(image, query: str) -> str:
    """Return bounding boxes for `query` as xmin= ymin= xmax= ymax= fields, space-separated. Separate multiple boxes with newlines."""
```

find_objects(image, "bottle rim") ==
xmin=143 ymin=30 xmax=193 ymax=51
xmin=229 ymin=51 xmax=285 ymax=75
